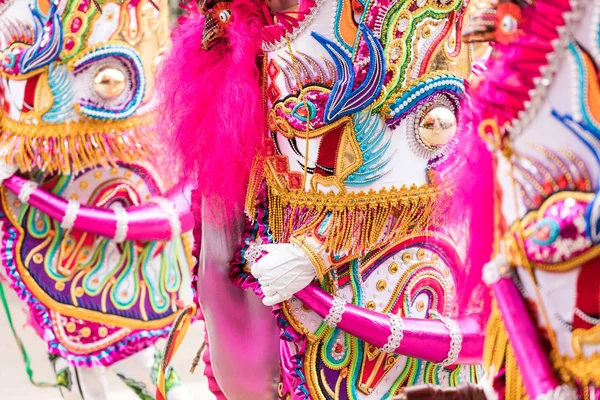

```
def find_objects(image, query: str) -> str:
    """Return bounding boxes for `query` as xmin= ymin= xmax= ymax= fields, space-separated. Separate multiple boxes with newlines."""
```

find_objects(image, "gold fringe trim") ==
xmin=484 ymin=300 xmax=528 ymax=400
xmin=263 ymin=166 xmax=452 ymax=255
xmin=553 ymin=352 xmax=600 ymax=387
xmin=0 ymin=113 xmax=157 ymax=174
xmin=245 ymin=154 xmax=265 ymax=219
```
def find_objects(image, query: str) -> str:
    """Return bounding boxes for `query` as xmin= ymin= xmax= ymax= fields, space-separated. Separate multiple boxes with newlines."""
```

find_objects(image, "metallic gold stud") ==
xmin=66 ymin=322 xmax=76 ymax=333
xmin=418 ymin=107 xmax=457 ymax=148
xmin=93 ymin=67 xmax=126 ymax=100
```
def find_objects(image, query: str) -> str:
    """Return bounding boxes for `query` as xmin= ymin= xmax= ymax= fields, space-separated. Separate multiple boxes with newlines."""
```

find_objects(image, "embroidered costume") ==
xmin=0 ymin=0 xmax=193 ymax=398
xmin=469 ymin=0 xmax=600 ymax=398
xmin=160 ymin=0 xmax=494 ymax=399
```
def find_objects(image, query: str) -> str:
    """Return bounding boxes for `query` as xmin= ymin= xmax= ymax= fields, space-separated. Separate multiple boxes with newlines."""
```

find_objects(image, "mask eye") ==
xmin=500 ymin=15 xmax=518 ymax=33
xmin=219 ymin=9 xmax=231 ymax=22
xmin=407 ymin=94 xmax=459 ymax=163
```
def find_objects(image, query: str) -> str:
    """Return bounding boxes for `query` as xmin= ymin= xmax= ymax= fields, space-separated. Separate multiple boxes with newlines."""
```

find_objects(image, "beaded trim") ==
xmin=437 ymin=316 xmax=462 ymax=368
xmin=112 ymin=204 xmax=128 ymax=243
xmin=154 ymin=197 xmax=181 ymax=240
xmin=0 ymin=161 xmax=16 ymax=184
xmin=0 ymin=113 xmax=156 ymax=175
xmin=380 ymin=313 xmax=404 ymax=354
xmin=324 ymin=296 xmax=346 ymax=328
xmin=60 ymin=200 xmax=80 ymax=230
xmin=535 ymin=385 xmax=578 ymax=400
xmin=18 ymin=181 xmax=38 ymax=204
xmin=482 ymin=253 xmax=510 ymax=286
xmin=244 ymin=244 xmax=262 ymax=264
xmin=263 ymin=164 xmax=451 ymax=254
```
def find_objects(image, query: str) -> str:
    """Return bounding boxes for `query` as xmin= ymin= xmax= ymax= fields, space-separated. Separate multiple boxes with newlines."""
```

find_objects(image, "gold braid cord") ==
xmin=258 ymin=162 xmax=452 ymax=255
xmin=0 ymin=113 xmax=157 ymax=174
xmin=484 ymin=300 xmax=528 ymax=400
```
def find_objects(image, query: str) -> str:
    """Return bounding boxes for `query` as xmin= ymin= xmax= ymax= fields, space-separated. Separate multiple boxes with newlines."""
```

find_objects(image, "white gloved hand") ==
xmin=251 ymin=243 xmax=317 ymax=306
xmin=0 ymin=161 xmax=17 ymax=184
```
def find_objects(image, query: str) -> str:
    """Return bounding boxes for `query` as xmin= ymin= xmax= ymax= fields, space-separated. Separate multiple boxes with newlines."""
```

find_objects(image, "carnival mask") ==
xmin=198 ymin=0 xmax=233 ymax=50
xmin=0 ymin=0 xmax=169 ymax=124
xmin=0 ymin=0 xmax=170 ymax=173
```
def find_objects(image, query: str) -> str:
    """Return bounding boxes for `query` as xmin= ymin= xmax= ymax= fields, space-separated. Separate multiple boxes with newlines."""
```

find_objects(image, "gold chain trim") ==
xmin=264 ymin=165 xmax=452 ymax=254
xmin=0 ymin=113 xmax=157 ymax=174
xmin=484 ymin=300 xmax=528 ymax=399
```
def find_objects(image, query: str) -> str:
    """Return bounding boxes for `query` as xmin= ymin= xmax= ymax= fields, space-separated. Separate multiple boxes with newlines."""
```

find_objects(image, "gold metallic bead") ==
xmin=66 ymin=322 xmax=76 ymax=333
xmin=402 ymin=252 xmax=412 ymax=264
xmin=366 ymin=301 xmax=376 ymax=310
xmin=417 ymin=248 xmax=426 ymax=260
xmin=55 ymin=281 xmax=65 ymax=291
xmin=388 ymin=262 xmax=399 ymax=274
xmin=80 ymin=327 xmax=91 ymax=338
xmin=33 ymin=253 xmax=43 ymax=264
xmin=418 ymin=107 xmax=457 ymax=148
xmin=80 ymin=180 xmax=88 ymax=189
xmin=416 ymin=300 xmax=426 ymax=313
xmin=98 ymin=327 xmax=108 ymax=338
xmin=422 ymin=26 xmax=431 ymax=38
xmin=75 ymin=287 xmax=84 ymax=297
xmin=376 ymin=280 xmax=387 ymax=291
xmin=93 ymin=67 xmax=126 ymax=100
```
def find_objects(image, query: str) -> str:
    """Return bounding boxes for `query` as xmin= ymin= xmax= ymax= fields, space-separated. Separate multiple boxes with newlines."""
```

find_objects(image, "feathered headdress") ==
xmin=157 ymin=1 xmax=267 ymax=222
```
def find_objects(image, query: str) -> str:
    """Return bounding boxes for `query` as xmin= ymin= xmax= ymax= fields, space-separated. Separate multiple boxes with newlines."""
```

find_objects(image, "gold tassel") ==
xmin=484 ymin=300 xmax=528 ymax=399
xmin=0 ymin=113 xmax=157 ymax=175
xmin=264 ymin=180 xmax=450 ymax=254
xmin=244 ymin=155 xmax=265 ymax=220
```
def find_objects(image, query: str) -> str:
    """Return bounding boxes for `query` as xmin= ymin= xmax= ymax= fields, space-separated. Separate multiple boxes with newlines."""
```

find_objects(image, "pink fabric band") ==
xmin=296 ymin=285 xmax=484 ymax=364
xmin=4 ymin=175 xmax=193 ymax=241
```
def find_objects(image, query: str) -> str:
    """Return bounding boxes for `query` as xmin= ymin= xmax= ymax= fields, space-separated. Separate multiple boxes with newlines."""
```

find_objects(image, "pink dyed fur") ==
xmin=441 ymin=104 xmax=494 ymax=318
xmin=157 ymin=4 xmax=266 ymax=222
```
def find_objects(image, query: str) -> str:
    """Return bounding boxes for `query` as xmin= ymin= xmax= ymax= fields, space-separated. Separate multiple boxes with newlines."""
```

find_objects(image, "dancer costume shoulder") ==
xmin=0 ymin=0 xmax=194 ymax=397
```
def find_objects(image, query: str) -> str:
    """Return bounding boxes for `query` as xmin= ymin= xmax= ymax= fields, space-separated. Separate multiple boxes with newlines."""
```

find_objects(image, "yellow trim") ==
xmin=0 ymin=112 xmax=156 ymax=174
xmin=0 ymin=187 xmax=179 ymax=329
xmin=555 ymin=349 xmax=600 ymax=386
xmin=264 ymin=163 xmax=450 ymax=254
xmin=290 ymin=236 xmax=329 ymax=281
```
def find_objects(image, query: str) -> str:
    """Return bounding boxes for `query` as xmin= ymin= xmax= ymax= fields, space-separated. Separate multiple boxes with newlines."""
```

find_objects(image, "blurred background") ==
xmin=0 ymin=287 xmax=213 ymax=399
xmin=0 ymin=1 xmax=214 ymax=399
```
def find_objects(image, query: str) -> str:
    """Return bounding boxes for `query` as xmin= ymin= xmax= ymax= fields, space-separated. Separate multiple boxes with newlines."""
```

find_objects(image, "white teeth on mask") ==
xmin=4 ymin=79 xmax=26 ymax=119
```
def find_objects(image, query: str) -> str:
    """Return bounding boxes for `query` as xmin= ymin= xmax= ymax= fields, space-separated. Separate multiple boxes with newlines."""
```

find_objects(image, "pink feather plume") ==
xmin=157 ymin=3 xmax=266 ymax=222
